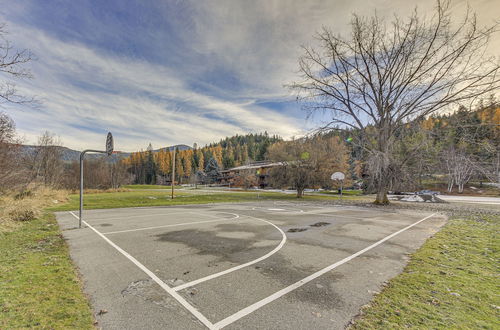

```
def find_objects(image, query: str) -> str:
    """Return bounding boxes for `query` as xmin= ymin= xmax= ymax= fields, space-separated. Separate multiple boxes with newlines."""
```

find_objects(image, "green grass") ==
xmin=49 ymin=189 xmax=363 ymax=211
xmin=123 ymin=184 xmax=179 ymax=189
xmin=351 ymin=214 xmax=499 ymax=329
xmin=0 ymin=212 xmax=94 ymax=329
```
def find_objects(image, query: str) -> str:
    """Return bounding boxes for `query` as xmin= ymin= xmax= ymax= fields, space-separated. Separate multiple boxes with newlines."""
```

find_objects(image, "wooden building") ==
xmin=219 ymin=161 xmax=283 ymax=188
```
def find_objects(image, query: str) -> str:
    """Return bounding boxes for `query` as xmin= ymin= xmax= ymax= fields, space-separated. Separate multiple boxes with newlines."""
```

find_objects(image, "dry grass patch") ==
xmin=68 ymin=187 xmax=132 ymax=194
xmin=0 ymin=187 xmax=68 ymax=232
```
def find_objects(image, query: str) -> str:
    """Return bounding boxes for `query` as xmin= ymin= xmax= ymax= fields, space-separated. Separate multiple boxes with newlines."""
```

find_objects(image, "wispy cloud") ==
xmin=1 ymin=0 xmax=498 ymax=151
xmin=4 ymin=23 xmax=305 ymax=151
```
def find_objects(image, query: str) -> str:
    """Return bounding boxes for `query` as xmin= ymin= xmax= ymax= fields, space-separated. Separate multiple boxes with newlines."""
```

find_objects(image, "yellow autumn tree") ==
xmin=197 ymin=149 xmax=204 ymax=172
xmin=184 ymin=150 xmax=193 ymax=178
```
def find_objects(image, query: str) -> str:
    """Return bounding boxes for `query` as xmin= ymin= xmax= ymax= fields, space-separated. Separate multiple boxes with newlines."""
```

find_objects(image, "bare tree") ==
xmin=29 ymin=131 xmax=64 ymax=187
xmin=233 ymin=169 xmax=259 ymax=189
xmin=0 ymin=23 xmax=34 ymax=106
xmin=267 ymin=135 xmax=350 ymax=197
xmin=0 ymin=112 xmax=27 ymax=191
xmin=443 ymin=148 xmax=475 ymax=193
xmin=110 ymin=160 xmax=132 ymax=189
xmin=290 ymin=0 xmax=499 ymax=204
xmin=475 ymin=139 xmax=500 ymax=186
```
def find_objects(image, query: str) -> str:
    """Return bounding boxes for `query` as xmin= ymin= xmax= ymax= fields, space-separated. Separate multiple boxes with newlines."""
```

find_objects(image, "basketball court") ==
xmin=56 ymin=201 xmax=446 ymax=329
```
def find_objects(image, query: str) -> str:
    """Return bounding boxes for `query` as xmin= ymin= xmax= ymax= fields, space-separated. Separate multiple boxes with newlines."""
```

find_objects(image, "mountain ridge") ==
xmin=19 ymin=144 xmax=192 ymax=162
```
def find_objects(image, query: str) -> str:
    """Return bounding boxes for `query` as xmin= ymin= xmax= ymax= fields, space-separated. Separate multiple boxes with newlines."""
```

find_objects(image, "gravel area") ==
xmin=291 ymin=196 xmax=500 ymax=218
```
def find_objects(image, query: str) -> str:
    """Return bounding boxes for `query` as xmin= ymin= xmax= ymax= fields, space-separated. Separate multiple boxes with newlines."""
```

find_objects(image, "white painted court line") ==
xmin=190 ymin=211 xmax=239 ymax=220
xmin=69 ymin=211 xmax=216 ymax=329
xmin=102 ymin=213 xmax=240 ymax=235
xmin=212 ymin=213 xmax=437 ymax=329
xmin=82 ymin=211 xmax=189 ymax=223
xmin=173 ymin=214 xmax=287 ymax=292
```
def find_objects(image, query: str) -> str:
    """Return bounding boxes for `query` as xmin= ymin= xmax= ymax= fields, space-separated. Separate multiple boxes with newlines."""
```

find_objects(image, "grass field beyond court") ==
xmin=49 ymin=188 xmax=363 ymax=212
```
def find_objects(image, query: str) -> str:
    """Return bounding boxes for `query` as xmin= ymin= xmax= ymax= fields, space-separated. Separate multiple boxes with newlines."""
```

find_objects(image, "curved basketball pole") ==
xmin=79 ymin=132 xmax=114 ymax=228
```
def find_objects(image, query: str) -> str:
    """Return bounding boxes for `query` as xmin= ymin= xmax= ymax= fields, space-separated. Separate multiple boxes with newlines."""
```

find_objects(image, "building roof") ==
xmin=220 ymin=161 xmax=283 ymax=173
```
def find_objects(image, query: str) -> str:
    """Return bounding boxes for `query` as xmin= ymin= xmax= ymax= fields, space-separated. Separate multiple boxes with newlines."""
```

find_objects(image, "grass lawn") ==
xmin=351 ymin=214 xmax=499 ymax=329
xmin=123 ymin=184 xmax=180 ymax=189
xmin=49 ymin=189 xmax=362 ymax=211
xmin=0 ymin=212 xmax=94 ymax=329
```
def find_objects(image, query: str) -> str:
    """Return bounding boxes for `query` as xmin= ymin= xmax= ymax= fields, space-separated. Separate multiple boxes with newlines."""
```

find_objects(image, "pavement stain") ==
xmin=287 ymin=272 xmax=346 ymax=309
xmin=154 ymin=228 xmax=268 ymax=264
xmin=288 ymin=228 xmax=308 ymax=232
xmin=121 ymin=279 xmax=183 ymax=311
xmin=310 ymin=222 xmax=331 ymax=227
xmin=254 ymin=254 xmax=315 ymax=286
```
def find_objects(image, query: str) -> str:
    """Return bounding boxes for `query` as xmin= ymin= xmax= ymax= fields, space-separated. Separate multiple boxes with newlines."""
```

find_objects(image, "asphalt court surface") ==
xmin=56 ymin=202 xmax=447 ymax=329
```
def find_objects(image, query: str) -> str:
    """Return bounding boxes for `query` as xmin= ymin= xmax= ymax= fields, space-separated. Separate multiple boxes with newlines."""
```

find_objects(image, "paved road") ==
xmin=56 ymin=201 xmax=446 ymax=329
xmin=439 ymin=195 xmax=500 ymax=205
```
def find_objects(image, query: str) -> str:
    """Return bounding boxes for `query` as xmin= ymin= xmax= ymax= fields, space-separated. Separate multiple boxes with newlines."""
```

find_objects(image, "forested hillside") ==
xmin=418 ymin=104 xmax=500 ymax=191
xmin=124 ymin=132 xmax=281 ymax=184
xmin=341 ymin=102 xmax=500 ymax=193
xmin=102 ymin=103 xmax=500 ymax=189
xmin=8 ymin=103 xmax=497 ymax=192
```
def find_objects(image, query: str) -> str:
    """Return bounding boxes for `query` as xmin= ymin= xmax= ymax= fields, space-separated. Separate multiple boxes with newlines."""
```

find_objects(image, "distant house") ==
xmin=219 ymin=161 xmax=283 ymax=188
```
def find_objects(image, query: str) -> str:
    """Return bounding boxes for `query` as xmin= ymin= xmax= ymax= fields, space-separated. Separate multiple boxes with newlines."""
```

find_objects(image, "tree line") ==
xmin=124 ymin=132 xmax=281 ymax=185
xmin=0 ymin=102 xmax=497 ymax=196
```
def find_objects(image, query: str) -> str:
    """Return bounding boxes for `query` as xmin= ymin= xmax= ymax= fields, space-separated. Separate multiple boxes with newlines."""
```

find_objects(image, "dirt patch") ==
xmin=99 ymin=223 xmax=113 ymax=227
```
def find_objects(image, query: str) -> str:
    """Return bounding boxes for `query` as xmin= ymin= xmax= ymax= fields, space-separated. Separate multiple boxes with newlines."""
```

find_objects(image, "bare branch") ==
xmin=288 ymin=0 xmax=499 ymax=203
xmin=0 ymin=23 xmax=35 ymax=107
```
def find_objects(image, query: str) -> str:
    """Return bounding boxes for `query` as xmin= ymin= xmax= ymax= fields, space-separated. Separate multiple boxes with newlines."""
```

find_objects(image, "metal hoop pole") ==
xmin=79 ymin=149 xmax=105 ymax=228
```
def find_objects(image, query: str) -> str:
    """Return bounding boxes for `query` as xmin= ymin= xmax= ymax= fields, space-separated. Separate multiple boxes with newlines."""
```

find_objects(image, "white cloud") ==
xmin=3 ymin=22 xmax=306 ymax=151
xmin=2 ymin=0 xmax=498 ymax=151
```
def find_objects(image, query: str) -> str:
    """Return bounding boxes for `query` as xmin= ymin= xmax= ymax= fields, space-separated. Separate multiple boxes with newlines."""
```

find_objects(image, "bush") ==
xmin=13 ymin=190 xmax=33 ymax=200
xmin=9 ymin=208 xmax=37 ymax=222
xmin=0 ymin=187 xmax=68 ymax=231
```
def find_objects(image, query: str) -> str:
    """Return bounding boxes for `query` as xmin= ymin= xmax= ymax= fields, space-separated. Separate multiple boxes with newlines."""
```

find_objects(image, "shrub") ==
xmin=9 ymin=207 xmax=37 ymax=222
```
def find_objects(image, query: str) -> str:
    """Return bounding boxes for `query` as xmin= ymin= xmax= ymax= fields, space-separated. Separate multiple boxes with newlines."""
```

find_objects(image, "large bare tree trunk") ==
xmin=372 ymin=130 xmax=391 ymax=204
xmin=375 ymin=189 xmax=389 ymax=204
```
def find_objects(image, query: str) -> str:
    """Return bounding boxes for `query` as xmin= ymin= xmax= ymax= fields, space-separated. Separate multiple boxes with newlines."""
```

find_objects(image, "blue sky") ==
xmin=1 ymin=0 xmax=497 ymax=151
